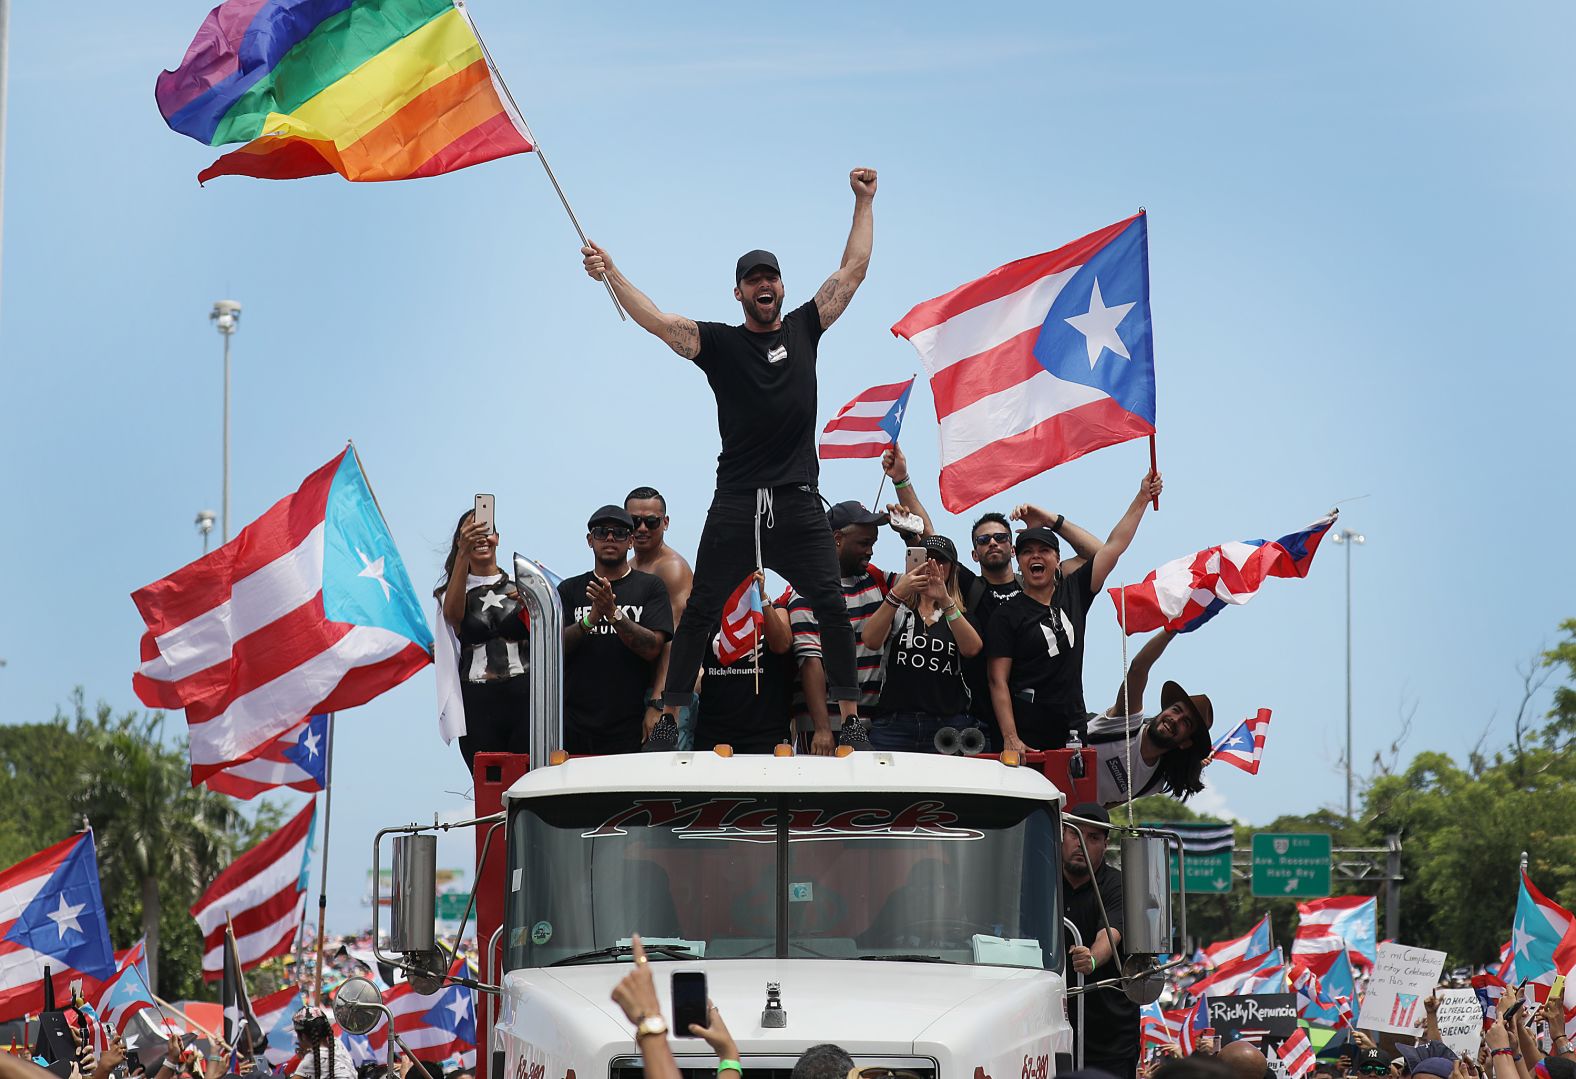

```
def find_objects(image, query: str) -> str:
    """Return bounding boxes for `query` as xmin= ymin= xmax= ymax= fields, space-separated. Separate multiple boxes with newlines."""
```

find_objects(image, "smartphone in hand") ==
xmin=671 ymin=971 xmax=707 ymax=1037
xmin=905 ymin=547 xmax=928 ymax=575
xmin=474 ymin=494 xmax=495 ymax=534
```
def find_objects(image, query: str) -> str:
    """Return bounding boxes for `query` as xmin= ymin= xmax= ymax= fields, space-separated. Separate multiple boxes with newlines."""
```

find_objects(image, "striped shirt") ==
xmin=787 ymin=565 xmax=893 ymax=732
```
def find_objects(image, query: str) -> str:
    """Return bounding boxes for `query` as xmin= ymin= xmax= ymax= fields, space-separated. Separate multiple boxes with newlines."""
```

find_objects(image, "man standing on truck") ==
xmin=625 ymin=486 xmax=695 ymax=745
xmin=582 ymin=167 xmax=878 ymax=749
xmin=1063 ymin=802 xmax=1140 ymax=1079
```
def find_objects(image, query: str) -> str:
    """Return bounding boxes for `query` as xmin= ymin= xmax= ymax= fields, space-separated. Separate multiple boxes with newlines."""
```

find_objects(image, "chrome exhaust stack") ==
xmin=514 ymin=554 xmax=565 ymax=769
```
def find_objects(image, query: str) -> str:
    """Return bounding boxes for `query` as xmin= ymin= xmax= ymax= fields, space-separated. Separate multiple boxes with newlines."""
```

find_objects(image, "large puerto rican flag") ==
xmin=190 ymin=800 xmax=315 ymax=980
xmin=132 ymin=448 xmax=432 ymax=784
xmin=1203 ymin=914 xmax=1273 ymax=969
xmin=892 ymin=212 xmax=1155 ymax=512
xmin=0 ymin=833 xmax=116 ymax=1020
xmin=1503 ymin=869 xmax=1573 ymax=999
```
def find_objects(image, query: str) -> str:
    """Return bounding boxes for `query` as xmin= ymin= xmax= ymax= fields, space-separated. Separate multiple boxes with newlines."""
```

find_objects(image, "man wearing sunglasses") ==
xmin=625 ymin=486 xmax=695 ymax=745
xmin=558 ymin=505 xmax=675 ymax=754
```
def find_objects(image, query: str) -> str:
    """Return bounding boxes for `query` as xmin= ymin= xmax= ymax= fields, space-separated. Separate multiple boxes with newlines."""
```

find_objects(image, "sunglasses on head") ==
xmin=630 ymin=515 xmax=663 ymax=530
xmin=591 ymin=525 xmax=631 ymax=540
xmin=973 ymin=531 xmax=1012 ymax=547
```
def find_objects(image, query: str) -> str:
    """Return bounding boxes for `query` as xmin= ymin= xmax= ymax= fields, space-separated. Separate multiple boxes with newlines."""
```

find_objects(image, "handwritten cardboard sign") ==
xmin=1357 ymin=942 xmax=1447 ymax=1034
xmin=1434 ymin=988 xmax=1484 ymax=1057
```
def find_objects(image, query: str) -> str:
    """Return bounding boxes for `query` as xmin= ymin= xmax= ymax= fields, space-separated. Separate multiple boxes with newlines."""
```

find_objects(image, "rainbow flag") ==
xmin=156 ymin=0 xmax=534 ymax=183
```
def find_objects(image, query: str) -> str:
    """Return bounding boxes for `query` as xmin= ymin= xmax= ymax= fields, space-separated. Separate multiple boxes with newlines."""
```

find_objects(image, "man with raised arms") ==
xmin=582 ymin=168 xmax=878 ymax=750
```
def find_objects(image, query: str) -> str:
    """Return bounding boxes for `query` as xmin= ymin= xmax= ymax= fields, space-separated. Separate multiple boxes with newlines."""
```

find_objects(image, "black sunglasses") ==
xmin=630 ymin=514 xmax=663 ymax=530
xmin=590 ymin=525 xmax=631 ymax=540
xmin=973 ymin=531 xmax=1012 ymax=546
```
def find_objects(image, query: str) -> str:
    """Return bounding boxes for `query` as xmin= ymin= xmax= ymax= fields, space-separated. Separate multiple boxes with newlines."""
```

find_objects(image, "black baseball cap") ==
xmin=587 ymin=504 xmax=635 ymax=530
xmin=827 ymin=501 xmax=889 ymax=530
xmin=922 ymin=535 xmax=959 ymax=563
xmin=1014 ymin=525 xmax=1062 ymax=553
xmin=735 ymin=249 xmax=780 ymax=283
xmin=1067 ymin=802 xmax=1111 ymax=830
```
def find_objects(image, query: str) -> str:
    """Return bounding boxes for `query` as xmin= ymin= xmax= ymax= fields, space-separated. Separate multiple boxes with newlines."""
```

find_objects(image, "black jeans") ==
xmin=457 ymin=676 xmax=532 ymax=771
xmin=663 ymin=484 xmax=858 ymax=708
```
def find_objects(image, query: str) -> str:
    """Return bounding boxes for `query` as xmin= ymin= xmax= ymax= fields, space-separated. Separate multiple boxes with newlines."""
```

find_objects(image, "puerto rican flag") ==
xmin=1472 ymin=972 xmax=1507 ymax=1031
xmin=0 ymin=833 xmax=116 ymax=1020
xmin=94 ymin=938 xmax=155 ymax=1033
xmin=132 ymin=448 xmax=432 ymax=784
xmin=190 ymin=800 xmax=315 ymax=980
xmin=1292 ymin=961 xmax=1353 ymax=1029
xmin=1294 ymin=895 xmax=1377 ymax=973
xmin=206 ymin=713 xmax=329 ymax=799
xmin=1110 ymin=514 xmax=1336 ymax=635
xmin=892 ymin=213 xmax=1156 ymax=513
xmin=819 ymin=378 xmax=914 ymax=460
xmin=715 ymin=575 xmax=765 ymax=666
xmin=1277 ymin=1027 xmax=1316 ymax=1079
xmin=1502 ymin=869 xmax=1573 ymax=1000
xmin=351 ymin=958 xmax=477 ymax=1063
xmin=1188 ymin=949 xmax=1283 ymax=998
xmin=1140 ymin=1002 xmax=1184 ymax=1049
xmin=1210 ymin=710 xmax=1272 ymax=775
xmin=253 ymin=984 xmax=304 ymax=1067
xmin=1177 ymin=995 xmax=1210 ymax=1054
xmin=1203 ymin=915 xmax=1273 ymax=968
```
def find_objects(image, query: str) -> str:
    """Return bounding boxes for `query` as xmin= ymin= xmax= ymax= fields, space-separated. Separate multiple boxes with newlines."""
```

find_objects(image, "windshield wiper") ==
xmin=550 ymin=943 xmax=698 ymax=967
xmin=856 ymin=954 xmax=955 ymax=963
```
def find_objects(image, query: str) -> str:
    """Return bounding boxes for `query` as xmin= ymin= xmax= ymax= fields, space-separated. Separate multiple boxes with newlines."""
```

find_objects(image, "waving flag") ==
xmin=191 ymin=801 xmax=315 ymax=980
xmin=156 ymin=0 xmax=534 ymax=183
xmin=220 ymin=927 xmax=268 ymax=1055
xmin=1189 ymin=949 xmax=1283 ymax=998
xmin=133 ymin=449 xmax=432 ymax=784
xmin=1178 ymin=995 xmax=1210 ymax=1054
xmin=254 ymin=985 xmax=304 ymax=1067
xmin=892 ymin=213 xmax=1155 ymax=512
xmin=1472 ymin=973 xmax=1507 ymax=1030
xmin=0 ymin=833 xmax=115 ymax=1020
xmin=1140 ymin=1002 xmax=1184 ymax=1050
xmin=715 ymin=576 xmax=765 ymax=666
xmin=1294 ymin=895 xmax=1377 ymax=973
xmin=94 ymin=939 xmax=155 ymax=1032
xmin=1211 ymin=710 xmax=1272 ymax=775
xmin=1293 ymin=961 xmax=1353 ymax=1029
xmin=1203 ymin=915 xmax=1273 ymax=969
xmin=1277 ymin=1027 xmax=1316 ymax=1079
xmin=1109 ymin=514 xmax=1336 ymax=635
xmin=1502 ymin=869 xmax=1573 ymax=995
xmin=206 ymin=714 xmax=330 ymax=799
xmin=819 ymin=378 xmax=915 ymax=460
xmin=353 ymin=958 xmax=476 ymax=1063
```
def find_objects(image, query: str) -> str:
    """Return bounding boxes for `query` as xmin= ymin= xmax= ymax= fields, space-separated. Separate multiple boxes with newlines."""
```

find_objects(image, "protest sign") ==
xmin=1356 ymin=942 xmax=1447 ymax=1034
xmin=1434 ymin=988 xmax=1483 ymax=1057
xmin=1209 ymin=993 xmax=1300 ymax=1045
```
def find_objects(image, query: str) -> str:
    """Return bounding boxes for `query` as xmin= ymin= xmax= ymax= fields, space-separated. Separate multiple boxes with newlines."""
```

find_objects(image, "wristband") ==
xmin=1492 ymin=1049 xmax=1514 ymax=1058
xmin=1052 ymin=514 xmax=1064 ymax=532
xmin=945 ymin=609 xmax=962 ymax=623
xmin=893 ymin=476 xmax=911 ymax=489
xmin=884 ymin=591 xmax=903 ymax=608
xmin=718 ymin=1063 xmax=743 ymax=1075
xmin=579 ymin=613 xmax=595 ymax=631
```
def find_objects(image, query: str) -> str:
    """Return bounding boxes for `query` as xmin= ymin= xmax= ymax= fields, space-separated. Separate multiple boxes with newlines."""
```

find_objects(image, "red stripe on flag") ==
xmin=937 ymin=398 xmax=1154 ymax=513
xmin=818 ymin=442 xmax=891 ymax=459
xmin=891 ymin=214 xmax=1139 ymax=338
xmin=823 ymin=415 xmax=888 ymax=433
xmin=191 ymin=801 xmax=314 ymax=921
xmin=200 ymin=884 xmax=304 ymax=951
xmin=407 ymin=112 xmax=533 ymax=180
xmin=928 ymin=326 xmax=1043 ymax=419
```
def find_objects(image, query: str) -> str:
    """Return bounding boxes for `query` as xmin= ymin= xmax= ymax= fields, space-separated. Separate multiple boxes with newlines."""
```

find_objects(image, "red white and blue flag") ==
xmin=132 ymin=448 xmax=432 ymax=783
xmin=206 ymin=713 xmax=329 ymax=799
xmin=0 ymin=833 xmax=116 ymax=1020
xmin=93 ymin=938 xmax=156 ymax=1032
xmin=1292 ymin=961 xmax=1353 ymax=1029
xmin=253 ymin=984 xmax=304 ymax=1067
xmin=1293 ymin=895 xmax=1377 ymax=973
xmin=1211 ymin=710 xmax=1272 ymax=775
xmin=1189 ymin=949 xmax=1284 ymax=998
xmin=892 ymin=213 xmax=1156 ymax=512
xmin=1139 ymin=1002 xmax=1183 ymax=1049
xmin=1502 ymin=869 xmax=1573 ymax=998
xmin=819 ymin=378 xmax=915 ymax=460
xmin=351 ymin=957 xmax=477 ymax=1063
xmin=1109 ymin=514 xmax=1336 ymax=635
xmin=715 ymin=575 xmax=765 ymax=666
xmin=1203 ymin=915 xmax=1273 ymax=968
xmin=1472 ymin=973 xmax=1507 ymax=1030
xmin=190 ymin=800 xmax=315 ymax=980
xmin=1177 ymin=995 xmax=1210 ymax=1054
xmin=1277 ymin=1027 xmax=1316 ymax=1079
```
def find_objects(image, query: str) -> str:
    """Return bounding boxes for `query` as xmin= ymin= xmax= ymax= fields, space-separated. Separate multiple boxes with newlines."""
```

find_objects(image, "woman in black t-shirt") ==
xmin=860 ymin=535 xmax=987 ymax=753
xmin=436 ymin=510 xmax=531 ymax=769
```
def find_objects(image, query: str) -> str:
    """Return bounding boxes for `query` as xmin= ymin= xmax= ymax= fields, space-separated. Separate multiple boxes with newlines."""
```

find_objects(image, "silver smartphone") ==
xmin=474 ymin=493 xmax=495 ymax=533
xmin=905 ymin=547 xmax=928 ymax=574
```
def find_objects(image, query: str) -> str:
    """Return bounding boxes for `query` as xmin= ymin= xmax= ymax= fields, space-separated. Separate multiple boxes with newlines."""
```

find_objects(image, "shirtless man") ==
xmin=625 ymin=486 xmax=694 ymax=743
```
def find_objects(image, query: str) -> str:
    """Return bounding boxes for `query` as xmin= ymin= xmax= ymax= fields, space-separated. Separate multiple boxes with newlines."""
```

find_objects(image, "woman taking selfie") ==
xmin=860 ymin=535 xmax=986 ymax=753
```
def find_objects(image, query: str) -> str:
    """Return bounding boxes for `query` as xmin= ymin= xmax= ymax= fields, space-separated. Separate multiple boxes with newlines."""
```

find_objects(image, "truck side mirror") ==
xmin=333 ymin=977 xmax=386 ymax=1036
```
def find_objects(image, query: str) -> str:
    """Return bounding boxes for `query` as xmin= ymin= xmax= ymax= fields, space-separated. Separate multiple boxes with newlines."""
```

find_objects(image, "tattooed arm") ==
xmin=814 ymin=167 xmax=877 ymax=331
xmin=582 ymin=241 xmax=701 ymax=358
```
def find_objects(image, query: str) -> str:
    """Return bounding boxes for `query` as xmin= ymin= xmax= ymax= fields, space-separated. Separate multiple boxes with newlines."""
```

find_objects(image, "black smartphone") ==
xmin=1505 ymin=996 xmax=1526 ymax=1021
xmin=671 ymin=971 xmax=707 ymax=1037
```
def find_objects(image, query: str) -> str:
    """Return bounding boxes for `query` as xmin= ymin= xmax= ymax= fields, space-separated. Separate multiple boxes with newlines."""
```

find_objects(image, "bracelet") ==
xmin=1491 ymin=1049 xmax=1514 ymax=1058
xmin=884 ymin=592 xmax=904 ymax=608
xmin=893 ymin=476 xmax=911 ymax=489
xmin=945 ymin=609 xmax=962 ymax=623
xmin=718 ymin=1062 xmax=743 ymax=1075
xmin=579 ymin=613 xmax=595 ymax=631
xmin=1053 ymin=514 xmax=1064 ymax=532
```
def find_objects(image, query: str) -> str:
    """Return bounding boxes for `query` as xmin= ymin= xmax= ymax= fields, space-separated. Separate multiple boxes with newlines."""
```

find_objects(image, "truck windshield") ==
xmin=506 ymin=791 xmax=1060 ymax=970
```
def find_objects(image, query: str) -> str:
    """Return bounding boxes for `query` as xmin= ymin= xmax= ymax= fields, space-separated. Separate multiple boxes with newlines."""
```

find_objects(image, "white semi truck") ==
xmin=335 ymin=556 xmax=1185 ymax=1078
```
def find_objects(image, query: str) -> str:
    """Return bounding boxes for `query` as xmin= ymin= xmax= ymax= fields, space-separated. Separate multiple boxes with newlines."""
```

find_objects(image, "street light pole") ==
xmin=210 ymin=300 xmax=242 ymax=543
xmin=1331 ymin=526 xmax=1366 ymax=819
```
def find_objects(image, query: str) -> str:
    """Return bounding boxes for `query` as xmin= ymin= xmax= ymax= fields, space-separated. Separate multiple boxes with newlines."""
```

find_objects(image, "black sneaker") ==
xmin=838 ymin=717 xmax=871 ymax=749
xmin=643 ymin=715 xmax=680 ymax=751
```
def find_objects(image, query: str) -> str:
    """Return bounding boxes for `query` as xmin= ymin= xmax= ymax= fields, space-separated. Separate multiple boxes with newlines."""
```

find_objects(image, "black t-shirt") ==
xmin=1064 ymin=861 xmax=1138 ymax=1055
xmin=453 ymin=573 xmax=529 ymax=683
xmin=558 ymin=569 xmax=674 ymax=739
xmin=693 ymin=299 xmax=825 ymax=491
xmin=695 ymin=642 xmax=793 ymax=750
xmin=876 ymin=606 xmax=970 ymax=717
xmin=956 ymin=564 xmax=1023 ymax=727
xmin=983 ymin=560 xmax=1096 ymax=728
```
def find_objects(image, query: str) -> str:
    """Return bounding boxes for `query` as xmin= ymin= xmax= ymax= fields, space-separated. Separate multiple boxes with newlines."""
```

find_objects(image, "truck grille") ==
xmin=609 ymin=1057 xmax=937 ymax=1078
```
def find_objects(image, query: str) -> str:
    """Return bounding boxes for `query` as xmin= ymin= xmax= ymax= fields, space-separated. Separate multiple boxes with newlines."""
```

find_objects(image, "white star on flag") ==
xmin=47 ymin=893 xmax=86 ymax=940
xmin=445 ymin=994 xmax=470 ymax=1023
xmin=478 ymin=589 xmax=506 ymax=612
xmin=1064 ymin=278 xmax=1136 ymax=368
xmin=1512 ymin=919 xmax=1535 ymax=960
xmin=356 ymin=548 xmax=392 ymax=601
xmin=301 ymin=728 xmax=322 ymax=758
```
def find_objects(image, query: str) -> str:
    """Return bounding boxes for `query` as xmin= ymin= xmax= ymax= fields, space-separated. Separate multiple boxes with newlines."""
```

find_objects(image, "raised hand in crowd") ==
xmin=203 ymin=1045 xmax=231 ymax=1079
xmin=1009 ymin=502 xmax=1100 ymax=568
xmin=881 ymin=444 xmax=932 ymax=538
xmin=608 ymin=936 xmax=681 ymax=1079
xmin=1353 ymin=1031 xmax=1378 ymax=1051
xmin=1537 ymin=996 xmax=1572 ymax=1058
xmin=92 ymin=1036 xmax=128 ymax=1079
xmin=1486 ymin=1017 xmax=1519 ymax=1079
xmin=1424 ymin=989 xmax=1442 ymax=1041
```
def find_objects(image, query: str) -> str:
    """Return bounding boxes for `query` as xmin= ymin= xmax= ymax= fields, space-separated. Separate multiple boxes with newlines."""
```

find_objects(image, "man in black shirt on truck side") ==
xmin=1063 ymin=802 xmax=1140 ymax=1079
xmin=581 ymin=167 xmax=879 ymax=749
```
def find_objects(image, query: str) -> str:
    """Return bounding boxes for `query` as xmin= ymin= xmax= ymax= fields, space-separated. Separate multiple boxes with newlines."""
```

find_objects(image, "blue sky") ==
xmin=2 ymin=3 xmax=1572 ymax=934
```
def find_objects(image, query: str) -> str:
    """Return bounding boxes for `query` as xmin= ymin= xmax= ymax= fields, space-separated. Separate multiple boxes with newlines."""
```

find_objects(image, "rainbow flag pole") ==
xmin=458 ymin=0 xmax=625 ymax=320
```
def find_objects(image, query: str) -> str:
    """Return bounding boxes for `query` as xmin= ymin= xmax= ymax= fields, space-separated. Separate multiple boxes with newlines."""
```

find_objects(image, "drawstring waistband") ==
xmin=754 ymin=487 xmax=776 ymax=576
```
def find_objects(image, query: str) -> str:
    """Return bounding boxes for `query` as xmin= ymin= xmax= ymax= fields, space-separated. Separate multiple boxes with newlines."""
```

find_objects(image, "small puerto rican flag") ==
xmin=819 ymin=378 xmax=914 ymax=459
xmin=1276 ymin=1027 xmax=1316 ymax=1079
xmin=1210 ymin=709 xmax=1271 ymax=775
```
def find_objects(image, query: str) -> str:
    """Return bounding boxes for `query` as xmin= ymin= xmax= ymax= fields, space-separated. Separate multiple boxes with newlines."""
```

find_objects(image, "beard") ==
xmin=742 ymin=293 xmax=782 ymax=324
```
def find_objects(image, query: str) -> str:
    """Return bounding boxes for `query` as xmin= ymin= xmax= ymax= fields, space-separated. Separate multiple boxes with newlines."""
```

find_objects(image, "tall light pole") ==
xmin=210 ymin=300 xmax=241 ymax=542
xmin=1330 ymin=526 xmax=1366 ymax=819
xmin=1 ymin=0 xmax=11 ymax=307
xmin=195 ymin=509 xmax=216 ymax=554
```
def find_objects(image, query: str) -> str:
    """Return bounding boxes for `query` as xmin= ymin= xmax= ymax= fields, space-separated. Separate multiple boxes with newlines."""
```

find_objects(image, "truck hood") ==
xmin=512 ymin=958 xmax=1053 ymax=1052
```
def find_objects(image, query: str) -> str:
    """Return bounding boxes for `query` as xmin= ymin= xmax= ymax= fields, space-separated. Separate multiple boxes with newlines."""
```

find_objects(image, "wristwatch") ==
xmin=635 ymin=1015 xmax=669 ymax=1038
xmin=611 ymin=606 xmax=626 ymax=623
